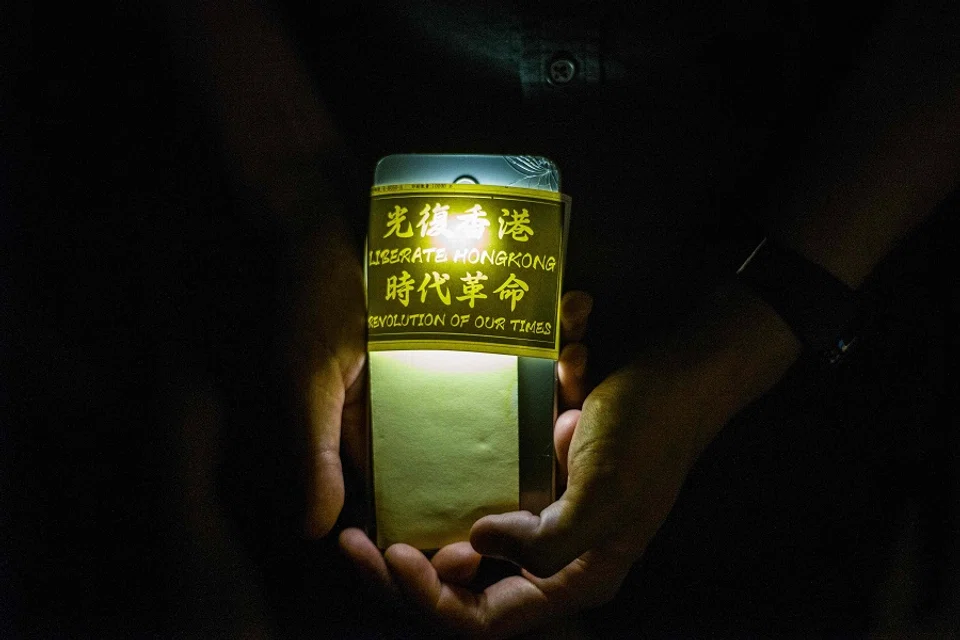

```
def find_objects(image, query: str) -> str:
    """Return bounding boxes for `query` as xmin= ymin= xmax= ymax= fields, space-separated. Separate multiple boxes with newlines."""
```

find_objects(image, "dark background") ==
xmin=4 ymin=1 xmax=958 ymax=635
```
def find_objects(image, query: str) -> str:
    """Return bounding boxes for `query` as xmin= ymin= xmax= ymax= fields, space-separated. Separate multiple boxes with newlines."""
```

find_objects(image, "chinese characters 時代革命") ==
xmin=386 ymin=270 xmax=529 ymax=312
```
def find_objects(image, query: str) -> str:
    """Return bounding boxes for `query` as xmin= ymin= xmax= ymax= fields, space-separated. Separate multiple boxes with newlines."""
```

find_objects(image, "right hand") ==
xmin=342 ymin=283 xmax=802 ymax=638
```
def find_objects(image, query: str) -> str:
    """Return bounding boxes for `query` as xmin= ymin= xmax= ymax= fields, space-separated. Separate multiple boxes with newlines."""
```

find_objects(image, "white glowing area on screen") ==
xmin=418 ymin=202 xmax=495 ymax=254
xmin=374 ymin=349 xmax=514 ymax=374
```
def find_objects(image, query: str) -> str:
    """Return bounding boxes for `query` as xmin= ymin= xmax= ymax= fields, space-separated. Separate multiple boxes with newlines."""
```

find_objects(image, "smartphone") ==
xmin=366 ymin=154 xmax=569 ymax=549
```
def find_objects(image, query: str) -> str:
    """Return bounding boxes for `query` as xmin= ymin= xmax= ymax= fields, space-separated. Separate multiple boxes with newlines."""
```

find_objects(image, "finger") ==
xmin=339 ymin=528 xmax=398 ymax=599
xmin=553 ymin=409 xmax=581 ymax=482
xmin=532 ymin=547 xmax=634 ymax=611
xmin=470 ymin=493 xmax=612 ymax=578
xmin=431 ymin=541 xmax=483 ymax=585
xmin=557 ymin=342 xmax=588 ymax=409
xmin=459 ymin=575 xmax=554 ymax=639
xmin=395 ymin=544 xmax=636 ymax=637
xmin=384 ymin=544 xmax=445 ymax=612
xmin=560 ymin=291 xmax=592 ymax=344
xmin=304 ymin=354 xmax=346 ymax=538
xmin=386 ymin=544 xmax=550 ymax=638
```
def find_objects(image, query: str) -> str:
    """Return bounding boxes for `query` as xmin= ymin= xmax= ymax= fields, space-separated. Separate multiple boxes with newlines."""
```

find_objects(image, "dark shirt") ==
xmin=289 ymin=0 xmax=876 ymax=370
xmin=12 ymin=1 xmax=957 ymax=635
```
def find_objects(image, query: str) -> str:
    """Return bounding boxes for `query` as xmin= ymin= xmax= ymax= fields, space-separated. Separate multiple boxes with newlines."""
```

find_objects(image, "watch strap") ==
xmin=737 ymin=237 xmax=859 ymax=364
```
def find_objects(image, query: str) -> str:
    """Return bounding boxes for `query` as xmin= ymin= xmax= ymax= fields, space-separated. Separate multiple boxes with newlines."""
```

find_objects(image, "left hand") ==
xmin=288 ymin=225 xmax=368 ymax=538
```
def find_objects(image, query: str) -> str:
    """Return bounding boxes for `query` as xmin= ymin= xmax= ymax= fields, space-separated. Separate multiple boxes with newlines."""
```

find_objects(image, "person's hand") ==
xmin=297 ymin=261 xmax=593 ymax=543
xmin=338 ymin=290 xmax=594 ymax=629
xmin=290 ymin=225 xmax=368 ymax=538
xmin=341 ymin=283 xmax=801 ymax=637
xmin=349 ymin=366 xmax=696 ymax=638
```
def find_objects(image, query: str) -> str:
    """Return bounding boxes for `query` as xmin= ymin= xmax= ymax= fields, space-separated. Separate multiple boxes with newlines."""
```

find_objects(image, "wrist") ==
xmin=620 ymin=279 xmax=802 ymax=457
xmin=737 ymin=236 xmax=862 ymax=365
xmin=689 ymin=279 xmax=802 ymax=451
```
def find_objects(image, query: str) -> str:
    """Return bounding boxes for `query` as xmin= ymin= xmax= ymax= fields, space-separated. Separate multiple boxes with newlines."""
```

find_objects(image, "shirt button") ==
xmin=547 ymin=55 xmax=577 ymax=85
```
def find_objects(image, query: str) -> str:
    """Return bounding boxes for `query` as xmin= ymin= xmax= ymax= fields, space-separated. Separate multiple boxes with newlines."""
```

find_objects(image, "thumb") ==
xmin=469 ymin=489 xmax=614 ymax=578
xmin=471 ymin=387 xmax=622 ymax=578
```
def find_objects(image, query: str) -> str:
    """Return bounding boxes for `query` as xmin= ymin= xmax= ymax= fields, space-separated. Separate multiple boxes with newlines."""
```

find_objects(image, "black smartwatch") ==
xmin=736 ymin=237 xmax=860 ymax=365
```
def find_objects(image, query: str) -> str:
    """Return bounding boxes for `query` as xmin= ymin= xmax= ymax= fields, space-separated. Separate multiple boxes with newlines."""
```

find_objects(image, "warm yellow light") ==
xmin=367 ymin=184 xmax=565 ymax=360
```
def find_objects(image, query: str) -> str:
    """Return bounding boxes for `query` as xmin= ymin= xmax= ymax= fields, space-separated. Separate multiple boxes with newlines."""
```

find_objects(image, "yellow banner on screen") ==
xmin=367 ymin=184 xmax=568 ymax=359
